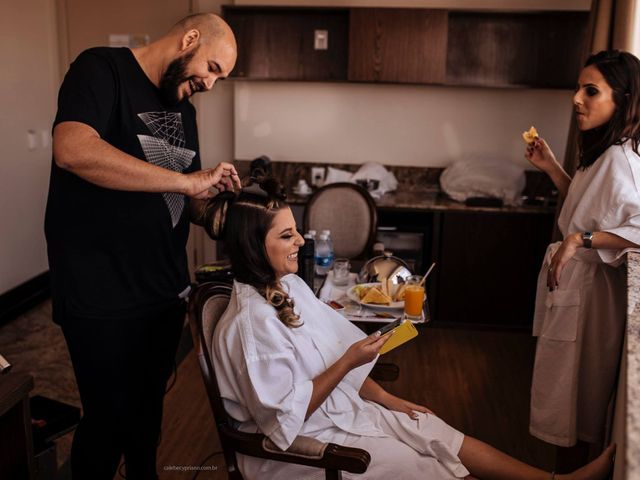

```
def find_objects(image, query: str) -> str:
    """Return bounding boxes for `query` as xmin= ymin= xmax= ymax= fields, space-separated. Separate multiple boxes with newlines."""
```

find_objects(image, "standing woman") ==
xmin=525 ymin=50 xmax=640 ymax=450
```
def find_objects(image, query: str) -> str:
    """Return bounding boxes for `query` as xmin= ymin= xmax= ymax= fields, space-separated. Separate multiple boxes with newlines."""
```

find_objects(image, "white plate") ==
xmin=347 ymin=283 xmax=404 ymax=310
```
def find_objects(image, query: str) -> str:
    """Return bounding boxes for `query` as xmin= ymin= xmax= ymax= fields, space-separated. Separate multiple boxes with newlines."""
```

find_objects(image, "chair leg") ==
xmin=325 ymin=469 xmax=342 ymax=480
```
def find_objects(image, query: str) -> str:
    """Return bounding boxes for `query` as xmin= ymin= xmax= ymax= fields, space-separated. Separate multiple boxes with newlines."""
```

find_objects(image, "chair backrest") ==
xmin=187 ymin=282 xmax=241 ymax=476
xmin=303 ymin=183 xmax=377 ymax=259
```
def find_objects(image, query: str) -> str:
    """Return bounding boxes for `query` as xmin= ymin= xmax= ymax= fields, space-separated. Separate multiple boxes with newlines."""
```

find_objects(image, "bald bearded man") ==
xmin=45 ymin=13 xmax=239 ymax=479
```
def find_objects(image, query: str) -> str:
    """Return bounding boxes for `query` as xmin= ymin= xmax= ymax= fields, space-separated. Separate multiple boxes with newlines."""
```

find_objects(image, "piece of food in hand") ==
xmin=361 ymin=286 xmax=392 ymax=305
xmin=393 ymin=283 xmax=407 ymax=302
xmin=522 ymin=126 xmax=539 ymax=144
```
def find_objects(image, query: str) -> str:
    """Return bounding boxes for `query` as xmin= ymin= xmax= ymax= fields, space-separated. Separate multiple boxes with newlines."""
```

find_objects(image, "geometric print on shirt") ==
xmin=137 ymin=111 xmax=196 ymax=227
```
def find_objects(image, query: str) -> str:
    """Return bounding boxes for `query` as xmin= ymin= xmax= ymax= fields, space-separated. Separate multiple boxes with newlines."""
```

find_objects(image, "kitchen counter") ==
xmin=625 ymin=251 xmax=640 ymax=478
xmin=289 ymin=189 xmax=556 ymax=215
xmin=234 ymin=159 xmax=557 ymax=216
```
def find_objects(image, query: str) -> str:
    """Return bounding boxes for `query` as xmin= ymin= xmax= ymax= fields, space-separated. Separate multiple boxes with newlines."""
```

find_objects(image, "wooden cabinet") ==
xmin=434 ymin=211 xmax=554 ymax=327
xmin=223 ymin=6 xmax=589 ymax=89
xmin=348 ymin=9 xmax=447 ymax=84
xmin=375 ymin=207 xmax=554 ymax=328
xmin=446 ymin=12 xmax=589 ymax=88
xmin=0 ymin=373 xmax=35 ymax=480
xmin=223 ymin=6 xmax=348 ymax=81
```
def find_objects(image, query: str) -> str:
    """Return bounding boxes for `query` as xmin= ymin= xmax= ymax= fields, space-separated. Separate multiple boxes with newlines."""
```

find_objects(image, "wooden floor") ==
xmin=155 ymin=325 xmax=555 ymax=479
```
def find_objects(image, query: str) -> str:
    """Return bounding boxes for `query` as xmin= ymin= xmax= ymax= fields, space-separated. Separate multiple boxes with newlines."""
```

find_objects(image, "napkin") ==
xmin=351 ymin=162 xmax=398 ymax=198
xmin=322 ymin=162 xmax=398 ymax=199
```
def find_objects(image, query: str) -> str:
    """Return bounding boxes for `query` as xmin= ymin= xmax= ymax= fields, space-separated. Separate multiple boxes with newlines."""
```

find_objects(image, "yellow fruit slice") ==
xmin=522 ymin=126 xmax=539 ymax=144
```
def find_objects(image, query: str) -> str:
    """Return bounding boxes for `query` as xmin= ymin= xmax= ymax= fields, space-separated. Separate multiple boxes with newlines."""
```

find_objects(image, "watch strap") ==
xmin=582 ymin=231 xmax=593 ymax=248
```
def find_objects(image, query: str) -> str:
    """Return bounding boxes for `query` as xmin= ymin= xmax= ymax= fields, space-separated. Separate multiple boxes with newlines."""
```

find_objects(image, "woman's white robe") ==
xmin=530 ymin=140 xmax=640 ymax=446
xmin=213 ymin=274 xmax=469 ymax=479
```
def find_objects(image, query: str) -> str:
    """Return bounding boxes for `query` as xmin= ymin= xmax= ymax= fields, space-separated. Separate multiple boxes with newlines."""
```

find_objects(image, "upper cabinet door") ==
xmin=348 ymin=9 xmax=448 ymax=84
xmin=446 ymin=12 xmax=589 ymax=88
xmin=223 ymin=7 xmax=348 ymax=81
xmin=223 ymin=6 xmax=588 ymax=89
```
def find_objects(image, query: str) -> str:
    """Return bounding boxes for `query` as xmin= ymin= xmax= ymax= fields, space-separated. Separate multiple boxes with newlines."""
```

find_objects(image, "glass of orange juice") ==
xmin=403 ymin=275 xmax=425 ymax=321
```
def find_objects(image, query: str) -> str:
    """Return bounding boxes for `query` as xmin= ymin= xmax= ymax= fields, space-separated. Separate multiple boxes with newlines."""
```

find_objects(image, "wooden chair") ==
xmin=303 ymin=184 xmax=399 ymax=381
xmin=303 ymin=182 xmax=377 ymax=260
xmin=188 ymin=282 xmax=371 ymax=480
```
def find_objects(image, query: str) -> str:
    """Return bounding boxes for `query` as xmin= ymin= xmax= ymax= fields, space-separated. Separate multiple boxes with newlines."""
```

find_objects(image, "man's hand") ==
xmin=181 ymin=162 xmax=241 ymax=199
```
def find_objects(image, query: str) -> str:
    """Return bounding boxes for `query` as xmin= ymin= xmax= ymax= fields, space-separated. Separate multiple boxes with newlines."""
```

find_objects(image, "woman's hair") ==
xmin=578 ymin=50 xmax=640 ymax=168
xmin=204 ymin=176 xmax=302 ymax=328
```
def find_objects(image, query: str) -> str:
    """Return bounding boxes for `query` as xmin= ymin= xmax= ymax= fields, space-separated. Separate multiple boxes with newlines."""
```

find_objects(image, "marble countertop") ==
xmin=626 ymin=251 xmax=640 ymax=477
xmin=288 ymin=189 xmax=556 ymax=215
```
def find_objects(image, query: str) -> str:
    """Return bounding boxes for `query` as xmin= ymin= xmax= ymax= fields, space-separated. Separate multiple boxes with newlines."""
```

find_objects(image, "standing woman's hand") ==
xmin=547 ymin=233 xmax=582 ymax=290
xmin=524 ymin=137 xmax=572 ymax=198
xmin=525 ymin=138 xmax=560 ymax=174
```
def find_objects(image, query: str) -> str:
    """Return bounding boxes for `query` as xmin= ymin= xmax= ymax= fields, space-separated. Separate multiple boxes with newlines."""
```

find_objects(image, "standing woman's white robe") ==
xmin=530 ymin=140 xmax=640 ymax=446
xmin=213 ymin=274 xmax=470 ymax=479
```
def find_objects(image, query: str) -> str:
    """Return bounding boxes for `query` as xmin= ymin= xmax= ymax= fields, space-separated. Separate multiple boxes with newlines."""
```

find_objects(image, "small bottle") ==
xmin=321 ymin=230 xmax=334 ymax=265
xmin=320 ymin=230 xmax=334 ymax=273
xmin=307 ymin=229 xmax=317 ymax=241
xmin=298 ymin=234 xmax=316 ymax=288
xmin=314 ymin=233 xmax=334 ymax=276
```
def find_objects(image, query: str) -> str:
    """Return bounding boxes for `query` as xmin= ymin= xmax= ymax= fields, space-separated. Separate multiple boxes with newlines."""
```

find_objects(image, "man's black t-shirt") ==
xmin=45 ymin=47 xmax=200 ymax=321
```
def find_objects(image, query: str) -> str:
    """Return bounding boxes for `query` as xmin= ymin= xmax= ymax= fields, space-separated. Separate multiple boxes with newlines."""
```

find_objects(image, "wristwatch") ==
xmin=582 ymin=231 xmax=594 ymax=248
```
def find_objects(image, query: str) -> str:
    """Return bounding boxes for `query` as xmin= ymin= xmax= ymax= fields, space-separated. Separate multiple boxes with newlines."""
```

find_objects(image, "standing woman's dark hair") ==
xmin=204 ymin=177 xmax=302 ymax=328
xmin=579 ymin=50 xmax=640 ymax=168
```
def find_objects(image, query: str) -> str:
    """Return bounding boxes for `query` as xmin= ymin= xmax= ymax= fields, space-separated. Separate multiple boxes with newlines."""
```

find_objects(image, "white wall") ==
xmin=235 ymin=82 xmax=574 ymax=168
xmin=0 ymin=0 xmax=59 ymax=293
xmin=190 ymin=0 xmax=237 ymax=266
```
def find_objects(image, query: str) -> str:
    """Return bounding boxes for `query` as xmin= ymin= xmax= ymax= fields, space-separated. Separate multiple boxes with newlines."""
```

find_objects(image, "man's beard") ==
xmin=159 ymin=47 xmax=198 ymax=106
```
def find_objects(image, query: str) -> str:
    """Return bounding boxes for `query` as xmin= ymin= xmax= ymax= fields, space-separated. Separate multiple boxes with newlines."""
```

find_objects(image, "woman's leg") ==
xmin=458 ymin=436 xmax=614 ymax=480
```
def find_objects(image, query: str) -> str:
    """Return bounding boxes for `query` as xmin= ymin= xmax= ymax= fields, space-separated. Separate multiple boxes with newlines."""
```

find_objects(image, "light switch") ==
xmin=314 ymin=30 xmax=328 ymax=50
xmin=27 ymin=130 xmax=37 ymax=151
xmin=40 ymin=130 xmax=51 ymax=148
xmin=109 ymin=33 xmax=149 ymax=48
xmin=109 ymin=34 xmax=131 ymax=47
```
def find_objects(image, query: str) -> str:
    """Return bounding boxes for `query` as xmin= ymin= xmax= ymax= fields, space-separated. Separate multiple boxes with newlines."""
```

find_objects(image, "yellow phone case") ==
xmin=379 ymin=319 xmax=418 ymax=354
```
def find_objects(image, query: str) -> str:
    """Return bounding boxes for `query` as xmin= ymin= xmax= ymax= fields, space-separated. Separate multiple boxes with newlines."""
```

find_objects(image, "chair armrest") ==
xmin=220 ymin=424 xmax=370 ymax=474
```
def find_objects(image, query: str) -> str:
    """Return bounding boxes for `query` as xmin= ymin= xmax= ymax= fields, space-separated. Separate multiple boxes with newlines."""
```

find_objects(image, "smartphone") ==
xmin=377 ymin=318 xmax=403 ymax=336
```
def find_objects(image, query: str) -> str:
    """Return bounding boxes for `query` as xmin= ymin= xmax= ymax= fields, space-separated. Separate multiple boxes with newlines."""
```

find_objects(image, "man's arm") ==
xmin=53 ymin=121 xmax=240 ymax=199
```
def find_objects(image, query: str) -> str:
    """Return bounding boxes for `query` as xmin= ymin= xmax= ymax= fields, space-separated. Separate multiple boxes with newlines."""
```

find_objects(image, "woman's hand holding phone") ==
xmin=343 ymin=332 xmax=393 ymax=369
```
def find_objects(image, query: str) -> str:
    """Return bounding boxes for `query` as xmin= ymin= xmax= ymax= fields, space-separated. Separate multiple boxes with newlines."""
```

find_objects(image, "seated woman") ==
xmin=207 ymin=177 xmax=614 ymax=480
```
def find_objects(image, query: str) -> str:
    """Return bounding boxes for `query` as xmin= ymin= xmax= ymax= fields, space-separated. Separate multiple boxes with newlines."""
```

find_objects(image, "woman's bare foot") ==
xmin=559 ymin=444 xmax=616 ymax=480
